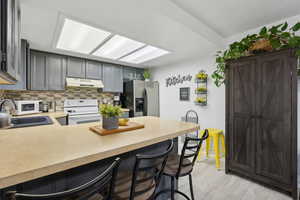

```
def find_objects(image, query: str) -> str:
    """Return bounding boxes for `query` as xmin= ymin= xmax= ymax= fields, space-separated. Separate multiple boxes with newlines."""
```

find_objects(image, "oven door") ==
xmin=67 ymin=114 xmax=101 ymax=125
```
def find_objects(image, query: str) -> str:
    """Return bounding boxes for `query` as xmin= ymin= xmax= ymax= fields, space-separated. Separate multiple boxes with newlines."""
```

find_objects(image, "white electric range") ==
xmin=63 ymin=99 xmax=101 ymax=125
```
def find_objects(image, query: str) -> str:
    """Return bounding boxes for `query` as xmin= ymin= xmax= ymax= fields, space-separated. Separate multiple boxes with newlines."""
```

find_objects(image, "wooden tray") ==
xmin=90 ymin=122 xmax=145 ymax=136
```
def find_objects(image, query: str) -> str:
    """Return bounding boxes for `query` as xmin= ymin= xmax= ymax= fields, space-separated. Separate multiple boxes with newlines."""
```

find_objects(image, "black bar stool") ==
xmin=112 ymin=140 xmax=174 ymax=200
xmin=6 ymin=158 xmax=121 ymax=200
xmin=157 ymin=129 xmax=209 ymax=200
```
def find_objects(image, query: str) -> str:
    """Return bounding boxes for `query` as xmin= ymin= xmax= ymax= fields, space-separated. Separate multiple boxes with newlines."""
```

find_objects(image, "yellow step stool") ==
xmin=198 ymin=128 xmax=225 ymax=169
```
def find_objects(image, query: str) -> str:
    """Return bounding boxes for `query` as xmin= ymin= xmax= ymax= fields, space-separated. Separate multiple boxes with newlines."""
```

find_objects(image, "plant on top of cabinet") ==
xmin=143 ymin=69 xmax=151 ymax=81
xmin=212 ymin=21 xmax=300 ymax=87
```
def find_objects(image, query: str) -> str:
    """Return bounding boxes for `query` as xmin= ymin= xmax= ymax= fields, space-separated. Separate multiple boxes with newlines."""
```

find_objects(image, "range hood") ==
xmin=66 ymin=77 xmax=104 ymax=88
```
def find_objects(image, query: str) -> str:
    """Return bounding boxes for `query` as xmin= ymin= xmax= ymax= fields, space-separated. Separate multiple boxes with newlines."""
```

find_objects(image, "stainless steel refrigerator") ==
xmin=121 ymin=80 xmax=159 ymax=117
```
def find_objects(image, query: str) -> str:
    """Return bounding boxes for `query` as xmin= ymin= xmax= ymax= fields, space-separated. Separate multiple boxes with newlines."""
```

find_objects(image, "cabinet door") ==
xmin=46 ymin=54 xmax=66 ymax=90
xmin=29 ymin=51 xmax=47 ymax=90
xmin=102 ymin=64 xmax=114 ymax=92
xmin=123 ymin=67 xmax=136 ymax=81
xmin=103 ymin=64 xmax=123 ymax=92
xmin=135 ymin=68 xmax=144 ymax=80
xmin=86 ymin=60 xmax=102 ymax=80
xmin=227 ymin=58 xmax=256 ymax=175
xmin=0 ymin=39 xmax=28 ymax=90
xmin=113 ymin=65 xmax=123 ymax=93
xmin=2 ymin=0 xmax=18 ymax=81
xmin=255 ymin=51 xmax=294 ymax=185
xmin=66 ymin=57 xmax=86 ymax=78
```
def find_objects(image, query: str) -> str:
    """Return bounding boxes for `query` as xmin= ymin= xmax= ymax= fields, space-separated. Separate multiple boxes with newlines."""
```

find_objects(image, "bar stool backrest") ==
xmin=130 ymin=140 xmax=174 ymax=200
xmin=6 ymin=158 xmax=121 ymax=200
xmin=177 ymin=129 xmax=209 ymax=177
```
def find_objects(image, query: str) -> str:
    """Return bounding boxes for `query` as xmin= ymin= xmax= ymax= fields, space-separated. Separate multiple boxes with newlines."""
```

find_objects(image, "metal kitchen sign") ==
xmin=166 ymin=74 xmax=192 ymax=87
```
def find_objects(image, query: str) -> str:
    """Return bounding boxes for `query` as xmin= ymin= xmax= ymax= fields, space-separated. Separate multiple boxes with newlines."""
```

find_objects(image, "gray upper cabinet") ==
xmin=29 ymin=51 xmax=47 ymax=90
xmin=103 ymin=64 xmax=123 ymax=93
xmin=0 ymin=0 xmax=21 ymax=84
xmin=46 ymin=54 xmax=66 ymax=91
xmin=67 ymin=57 xmax=86 ymax=78
xmin=0 ymin=39 xmax=29 ymax=90
xmin=135 ymin=69 xmax=144 ymax=80
xmin=123 ymin=67 xmax=144 ymax=81
xmin=29 ymin=50 xmax=66 ymax=91
xmin=86 ymin=60 xmax=102 ymax=80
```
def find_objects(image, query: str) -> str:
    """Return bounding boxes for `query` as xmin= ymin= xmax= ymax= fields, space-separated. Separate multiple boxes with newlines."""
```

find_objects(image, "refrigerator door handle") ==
xmin=143 ymin=89 xmax=147 ymax=116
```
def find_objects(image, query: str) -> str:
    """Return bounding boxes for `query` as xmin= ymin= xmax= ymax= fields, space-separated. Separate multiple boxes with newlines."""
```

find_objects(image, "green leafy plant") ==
xmin=143 ymin=69 xmax=151 ymax=80
xmin=195 ymin=97 xmax=207 ymax=103
xmin=100 ymin=104 xmax=123 ymax=118
xmin=196 ymin=71 xmax=208 ymax=80
xmin=196 ymin=87 xmax=207 ymax=93
xmin=212 ymin=22 xmax=300 ymax=87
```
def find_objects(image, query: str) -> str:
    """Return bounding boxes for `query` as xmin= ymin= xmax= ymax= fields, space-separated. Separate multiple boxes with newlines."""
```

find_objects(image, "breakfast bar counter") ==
xmin=0 ymin=115 xmax=199 ymax=194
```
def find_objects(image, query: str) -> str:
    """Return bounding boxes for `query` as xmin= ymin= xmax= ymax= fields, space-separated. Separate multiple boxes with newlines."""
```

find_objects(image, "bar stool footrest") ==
xmin=155 ymin=189 xmax=191 ymax=200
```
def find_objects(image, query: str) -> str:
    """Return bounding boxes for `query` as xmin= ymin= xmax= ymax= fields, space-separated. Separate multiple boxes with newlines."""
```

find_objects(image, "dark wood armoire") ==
xmin=225 ymin=49 xmax=298 ymax=199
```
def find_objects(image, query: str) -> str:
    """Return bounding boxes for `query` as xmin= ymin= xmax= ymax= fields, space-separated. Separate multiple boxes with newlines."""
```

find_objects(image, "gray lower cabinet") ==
xmin=103 ymin=64 xmax=123 ymax=93
xmin=86 ymin=60 xmax=102 ymax=80
xmin=67 ymin=57 xmax=86 ymax=78
xmin=29 ymin=51 xmax=47 ymax=90
xmin=46 ymin=54 xmax=66 ymax=91
xmin=29 ymin=51 xmax=66 ymax=91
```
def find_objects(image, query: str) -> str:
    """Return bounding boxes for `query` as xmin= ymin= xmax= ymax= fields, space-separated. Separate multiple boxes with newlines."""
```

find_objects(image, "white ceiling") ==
xmin=20 ymin=0 xmax=300 ymax=68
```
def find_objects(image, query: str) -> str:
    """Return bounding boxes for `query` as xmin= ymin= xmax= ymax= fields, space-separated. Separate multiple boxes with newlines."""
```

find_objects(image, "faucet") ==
xmin=0 ymin=99 xmax=17 ymax=114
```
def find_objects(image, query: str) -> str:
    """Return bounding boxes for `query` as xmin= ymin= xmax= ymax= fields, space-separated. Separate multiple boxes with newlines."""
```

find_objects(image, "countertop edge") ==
xmin=0 ymin=125 xmax=199 ymax=189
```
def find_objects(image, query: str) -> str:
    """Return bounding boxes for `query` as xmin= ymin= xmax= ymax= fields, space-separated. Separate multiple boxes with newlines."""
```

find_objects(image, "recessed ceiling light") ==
xmin=93 ymin=35 xmax=145 ymax=59
xmin=56 ymin=18 xmax=111 ymax=54
xmin=120 ymin=46 xmax=170 ymax=64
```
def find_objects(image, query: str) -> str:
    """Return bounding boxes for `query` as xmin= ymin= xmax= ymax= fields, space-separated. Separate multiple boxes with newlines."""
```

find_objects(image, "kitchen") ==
xmin=1 ymin=0 xmax=300 ymax=200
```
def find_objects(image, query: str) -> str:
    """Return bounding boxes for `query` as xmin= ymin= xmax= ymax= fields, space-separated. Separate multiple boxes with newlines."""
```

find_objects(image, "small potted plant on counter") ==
xmin=143 ymin=69 xmax=151 ymax=81
xmin=100 ymin=104 xmax=123 ymax=130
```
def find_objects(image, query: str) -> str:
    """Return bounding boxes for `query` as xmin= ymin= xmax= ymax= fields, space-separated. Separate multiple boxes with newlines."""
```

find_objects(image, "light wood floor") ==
xmin=177 ymin=159 xmax=292 ymax=200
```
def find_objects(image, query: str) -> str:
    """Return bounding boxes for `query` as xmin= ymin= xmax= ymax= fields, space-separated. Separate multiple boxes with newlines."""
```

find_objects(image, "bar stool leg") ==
xmin=171 ymin=176 xmax=175 ymax=200
xmin=213 ymin=134 xmax=221 ymax=169
xmin=220 ymin=133 xmax=226 ymax=156
xmin=189 ymin=174 xmax=195 ymax=200
xmin=206 ymin=136 xmax=211 ymax=158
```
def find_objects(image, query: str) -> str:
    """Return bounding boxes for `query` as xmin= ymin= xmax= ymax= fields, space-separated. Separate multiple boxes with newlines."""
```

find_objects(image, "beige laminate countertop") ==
xmin=0 ymin=113 xmax=199 ymax=189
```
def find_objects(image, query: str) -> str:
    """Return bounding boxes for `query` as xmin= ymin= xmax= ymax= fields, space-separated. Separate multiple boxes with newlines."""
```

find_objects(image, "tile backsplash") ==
xmin=1 ymin=88 xmax=114 ymax=111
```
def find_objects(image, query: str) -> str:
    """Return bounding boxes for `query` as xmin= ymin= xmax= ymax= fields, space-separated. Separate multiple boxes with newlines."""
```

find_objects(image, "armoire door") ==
xmin=256 ymin=51 xmax=293 ymax=186
xmin=227 ymin=58 xmax=256 ymax=175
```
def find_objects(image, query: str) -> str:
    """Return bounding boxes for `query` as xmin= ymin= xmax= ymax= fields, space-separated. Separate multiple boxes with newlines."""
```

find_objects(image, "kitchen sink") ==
xmin=11 ymin=116 xmax=53 ymax=128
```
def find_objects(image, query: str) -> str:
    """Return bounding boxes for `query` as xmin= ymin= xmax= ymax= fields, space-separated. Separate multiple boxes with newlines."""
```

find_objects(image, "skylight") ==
xmin=56 ymin=18 xmax=111 ymax=54
xmin=56 ymin=18 xmax=170 ymax=64
xmin=120 ymin=46 xmax=170 ymax=64
xmin=92 ymin=35 xmax=145 ymax=59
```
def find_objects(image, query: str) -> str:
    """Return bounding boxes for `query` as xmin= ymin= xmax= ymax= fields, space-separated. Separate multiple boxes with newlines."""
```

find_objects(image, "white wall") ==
xmin=151 ymin=14 xmax=300 ymax=133
xmin=151 ymin=56 xmax=225 ymax=130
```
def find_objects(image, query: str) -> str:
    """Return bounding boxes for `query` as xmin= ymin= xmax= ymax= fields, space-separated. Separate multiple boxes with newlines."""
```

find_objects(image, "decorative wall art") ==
xmin=166 ymin=74 xmax=192 ymax=87
xmin=179 ymin=87 xmax=190 ymax=101
xmin=195 ymin=70 xmax=208 ymax=106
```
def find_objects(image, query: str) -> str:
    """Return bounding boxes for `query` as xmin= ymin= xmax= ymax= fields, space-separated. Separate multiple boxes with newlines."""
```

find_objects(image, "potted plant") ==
xmin=143 ymin=69 xmax=151 ymax=81
xmin=195 ymin=97 xmax=207 ymax=106
xmin=212 ymin=21 xmax=300 ymax=87
xmin=196 ymin=71 xmax=208 ymax=82
xmin=100 ymin=104 xmax=123 ymax=130
xmin=196 ymin=87 xmax=207 ymax=94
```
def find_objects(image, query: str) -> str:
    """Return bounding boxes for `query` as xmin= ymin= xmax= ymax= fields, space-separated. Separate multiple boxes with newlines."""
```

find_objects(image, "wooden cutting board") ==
xmin=90 ymin=122 xmax=145 ymax=136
